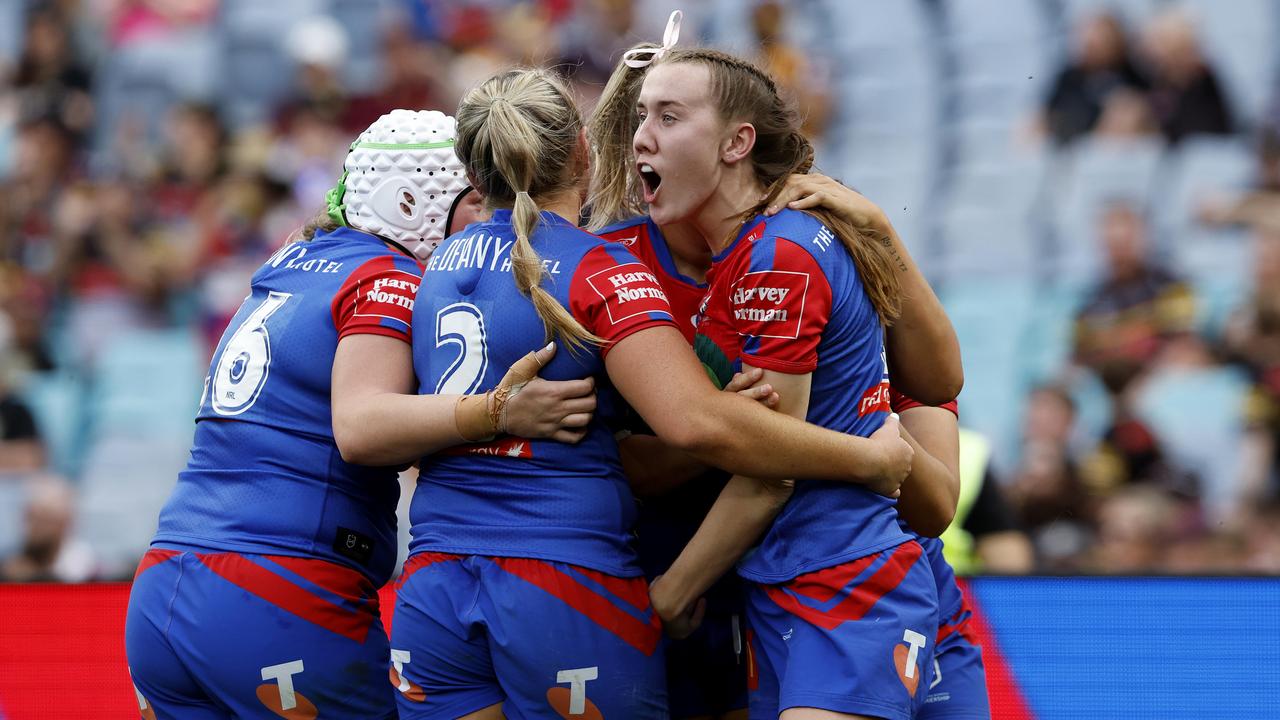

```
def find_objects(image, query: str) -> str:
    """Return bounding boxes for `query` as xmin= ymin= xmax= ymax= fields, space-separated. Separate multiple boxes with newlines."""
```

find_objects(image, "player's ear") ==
xmin=722 ymin=122 xmax=756 ymax=166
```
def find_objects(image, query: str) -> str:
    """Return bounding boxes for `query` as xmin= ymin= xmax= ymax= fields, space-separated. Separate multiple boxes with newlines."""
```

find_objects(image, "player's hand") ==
xmin=765 ymin=173 xmax=889 ymax=231
xmin=865 ymin=413 xmax=912 ymax=498
xmin=723 ymin=367 xmax=780 ymax=408
xmin=650 ymin=574 xmax=706 ymax=640
xmin=499 ymin=343 xmax=596 ymax=443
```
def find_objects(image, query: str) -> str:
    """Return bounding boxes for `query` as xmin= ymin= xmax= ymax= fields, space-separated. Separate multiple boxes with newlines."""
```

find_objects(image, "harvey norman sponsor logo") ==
xmin=728 ymin=270 xmax=809 ymax=339
xmin=585 ymin=262 xmax=671 ymax=326
xmin=355 ymin=269 xmax=421 ymax=322
xmin=364 ymin=275 xmax=418 ymax=308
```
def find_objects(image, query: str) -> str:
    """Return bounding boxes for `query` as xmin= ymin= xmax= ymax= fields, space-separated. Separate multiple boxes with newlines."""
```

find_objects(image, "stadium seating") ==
xmin=0 ymin=0 xmax=24 ymax=67
xmin=92 ymin=29 xmax=220 ymax=162
xmin=1048 ymin=137 xmax=1164 ymax=282
xmin=0 ymin=478 xmax=24 ymax=559
xmin=1155 ymin=136 xmax=1254 ymax=240
xmin=1134 ymin=364 xmax=1251 ymax=522
xmin=219 ymin=0 xmax=327 ymax=126
xmin=1057 ymin=0 xmax=1164 ymax=27
xmin=85 ymin=328 xmax=203 ymax=441
xmin=20 ymin=371 xmax=86 ymax=478
xmin=329 ymin=0 xmax=392 ymax=91
xmin=75 ymin=435 xmax=188 ymax=578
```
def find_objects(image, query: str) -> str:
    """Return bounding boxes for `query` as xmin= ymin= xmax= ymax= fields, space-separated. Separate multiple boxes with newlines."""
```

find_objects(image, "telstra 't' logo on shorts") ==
xmin=895 ymin=629 xmax=928 ymax=696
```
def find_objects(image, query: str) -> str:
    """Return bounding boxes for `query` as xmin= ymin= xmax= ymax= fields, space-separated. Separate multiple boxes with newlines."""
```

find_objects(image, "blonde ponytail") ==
xmin=455 ymin=69 xmax=603 ymax=351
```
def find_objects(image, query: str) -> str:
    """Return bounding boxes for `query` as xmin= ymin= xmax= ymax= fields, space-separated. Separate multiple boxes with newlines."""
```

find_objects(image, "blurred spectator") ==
xmin=967 ymin=472 xmax=1035 ymax=574
xmin=1042 ymin=12 xmax=1149 ymax=145
xmin=0 ymin=268 xmax=54 ymax=374
xmin=1241 ymin=504 xmax=1280 ymax=572
xmin=751 ymin=0 xmax=831 ymax=142
xmin=0 ymin=115 xmax=78 ymax=272
xmin=342 ymin=26 xmax=452 ymax=132
xmin=1223 ymin=225 xmax=1280 ymax=502
xmin=268 ymin=103 xmax=347 ymax=216
xmin=1008 ymin=384 xmax=1092 ymax=567
xmin=1082 ymin=401 xmax=1199 ymax=499
xmin=1092 ymin=86 xmax=1160 ymax=140
xmin=1161 ymin=528 xmax=1248 ymax=573
xmin=106 ymin=0 xmax=216 ymax=49
xmin=49 ymin=177 xmax=189 ymax=367
xmin=280 ymin=15 xmax=357 ymax=132
xmin=1199 ymin=128 xmax=1280 ymax=229
xmin=944 ymin=429 xmax=1035 ymax=575
xmin=1073 ymin=201 xmax=1196 ymax=395
xmin=1086 ymin=484 xmax=1179 ymax=572
xmin=558 ymin=0 xmax=638 ymax=87
xmin=0 ymin=474 xmax=95 ymax=582
xmin=1140 ymin=9 xmax=1233 ymax=144
xmin=0 ymin=313 xmax=43 ymax=472
xmin=10 ymin=4 xmax=95 ymax=144
xmin=193 ymin=166 xmax=293 ymax=349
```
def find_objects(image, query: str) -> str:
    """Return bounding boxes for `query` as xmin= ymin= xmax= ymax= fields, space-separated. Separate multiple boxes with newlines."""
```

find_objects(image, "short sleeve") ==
xmin=569 ymin=244 xmax=677 ymax=357
xmin=890 ymin=387 xmax=959 ymax=418
xmin=330 ymin=255 xmax=425 ymax=343
xmin=732 ymin=237 xmax=833 ymax=374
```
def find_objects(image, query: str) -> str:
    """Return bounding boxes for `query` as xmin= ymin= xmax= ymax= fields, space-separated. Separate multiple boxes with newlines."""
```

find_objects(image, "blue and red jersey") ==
xmin=408 ymin=209 xmax=677 ymax=577
xmin=693 ymin=209 xmax=908 ymax=583
xmin=152 ymin=226 xmax=425 ymax=587
xmin=891 ymin=388 xmax=966 ymax=621
xmin=598 ymin=217 xmax=742 ymax=608
xmin=597 ymin=216 xmax=706 ymax=341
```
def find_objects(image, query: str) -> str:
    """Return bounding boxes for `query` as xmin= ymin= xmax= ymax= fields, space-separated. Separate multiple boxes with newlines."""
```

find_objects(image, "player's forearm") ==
xmin=652 ymin=474 xmax=791 ymax=619
xmin=619 ymin=433 xmax=708 ymax=497
xmin=678 ymin=394 xmax=887 ymax=484
xmin=869 ymin=217 xmax=963 ymax=404
xmin=333 ymin=393 xmax=466 ymax=466
xmin=893 ymin=427 xmax=958 ymax=537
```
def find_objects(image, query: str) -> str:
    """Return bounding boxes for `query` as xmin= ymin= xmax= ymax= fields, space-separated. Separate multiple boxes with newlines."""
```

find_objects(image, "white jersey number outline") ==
xmin=435 ymin=302 xmax=490 ymax=394
xmin=210 ymin=291 xmax=292 ymax=416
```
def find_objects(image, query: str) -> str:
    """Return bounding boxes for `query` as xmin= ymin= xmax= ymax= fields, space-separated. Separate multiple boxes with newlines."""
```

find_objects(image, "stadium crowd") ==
xmin=0 ymin=0 xmax=1279 ymax=582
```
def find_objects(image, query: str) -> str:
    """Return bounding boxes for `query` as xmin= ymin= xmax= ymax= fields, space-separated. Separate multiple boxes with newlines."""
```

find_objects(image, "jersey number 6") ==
xmin=210 ymin=291 xmax=292 ymax=416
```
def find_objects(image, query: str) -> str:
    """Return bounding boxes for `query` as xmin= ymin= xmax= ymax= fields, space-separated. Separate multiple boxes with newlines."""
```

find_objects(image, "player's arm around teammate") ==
xmin=605 ymin=325 xmax=912 ymax=490
xmin=619 ymin=367 xmax=779 ymax=496
xmin=768 ymin=174 xmax=963 ymax=406
xmin=333 ymin=337 xmax=597 ymax=465
xmin=894 ymin=402 xmax=961 ymax=538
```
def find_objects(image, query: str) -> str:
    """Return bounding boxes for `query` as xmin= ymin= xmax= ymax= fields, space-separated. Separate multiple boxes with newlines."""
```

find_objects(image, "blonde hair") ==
xmin=631 ymin=48 xmax=902 ymax=325
xmin=586 ymin=43 xmax=656 ymax=231
xmin=297 ymin=211 xmax=339 ymax=242
xmin=454 ymin=68 xmax=602 ymax=350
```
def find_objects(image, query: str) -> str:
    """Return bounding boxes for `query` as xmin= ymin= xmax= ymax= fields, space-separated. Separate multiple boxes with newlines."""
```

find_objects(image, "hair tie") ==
xmin=622 ymin=10 xmax=682 ymax=68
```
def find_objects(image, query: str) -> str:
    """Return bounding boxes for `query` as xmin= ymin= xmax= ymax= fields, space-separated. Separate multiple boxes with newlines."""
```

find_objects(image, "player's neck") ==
xmin=659 ymin=221 xmax=712 ymax=282
xmin=534 ymin=187 xmax=583 ymax=227
xmin=694 ymin=167 xmax=765 ymax=255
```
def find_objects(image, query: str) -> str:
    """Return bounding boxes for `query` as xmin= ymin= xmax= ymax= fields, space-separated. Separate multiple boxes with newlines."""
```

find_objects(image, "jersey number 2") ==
xmin=210 ymin=291 xmax=292 ymax=416
xmin=435 ymin=303 xmax=489 ymax=394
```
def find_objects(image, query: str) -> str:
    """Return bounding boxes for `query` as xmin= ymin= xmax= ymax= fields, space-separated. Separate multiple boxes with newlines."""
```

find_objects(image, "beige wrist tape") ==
xmin=454 ymin=391 xmax=497 ymax=442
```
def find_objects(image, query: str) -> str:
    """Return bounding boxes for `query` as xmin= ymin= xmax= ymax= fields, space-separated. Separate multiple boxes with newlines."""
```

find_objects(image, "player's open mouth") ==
xmin=638 ymin=162 xmax=662 ymax=203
